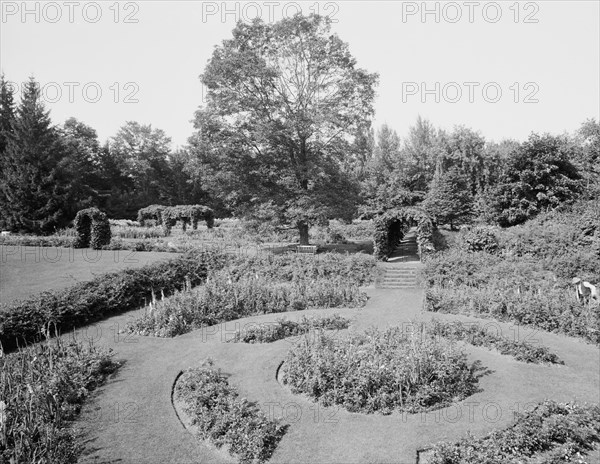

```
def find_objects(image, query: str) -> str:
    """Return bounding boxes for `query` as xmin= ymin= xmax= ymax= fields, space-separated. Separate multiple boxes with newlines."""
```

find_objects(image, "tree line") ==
xmin=1 ymin=14 xmax=598 ymax=240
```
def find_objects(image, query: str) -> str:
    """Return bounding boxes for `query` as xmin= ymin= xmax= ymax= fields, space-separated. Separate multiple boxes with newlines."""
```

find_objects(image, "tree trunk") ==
xmin=298 ymin=221 xmax=309 ymax=245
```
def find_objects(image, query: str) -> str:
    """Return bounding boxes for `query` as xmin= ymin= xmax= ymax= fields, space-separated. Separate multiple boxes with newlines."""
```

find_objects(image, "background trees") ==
xmin=191 ymin=14 xmax=378 ymax=244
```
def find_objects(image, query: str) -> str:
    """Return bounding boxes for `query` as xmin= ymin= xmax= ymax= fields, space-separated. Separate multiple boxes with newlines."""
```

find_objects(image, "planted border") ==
xmin=0 ymin=338 xmax=120 ymax=463
xmin=427 ymin=319 xmax=563 ymax=364
xmin=0 ymin=251 xmax=220 ymax=352
xmin=281 ymin=326 xmax=486 ymax=415
xmin=229 ymin=314 xmax=351 ymax=343
xmin=174 ymin=365 xmax=287 ymax=463
xmin=428 ymin=400 xmax=600 ymax=464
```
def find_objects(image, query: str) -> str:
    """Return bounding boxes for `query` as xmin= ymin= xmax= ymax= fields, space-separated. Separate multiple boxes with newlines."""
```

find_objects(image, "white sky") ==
xmin=1 ymin=1 xmax=599 ymax=148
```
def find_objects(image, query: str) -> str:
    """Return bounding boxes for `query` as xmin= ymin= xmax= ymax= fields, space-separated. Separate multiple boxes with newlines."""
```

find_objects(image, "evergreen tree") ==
xmin=0 ymin=75 xmax=16 ymax=227
xmin=423 ymin=167 xmax=473 ymax=229
xmin=0 ymin=77 xmax=71 ymax=233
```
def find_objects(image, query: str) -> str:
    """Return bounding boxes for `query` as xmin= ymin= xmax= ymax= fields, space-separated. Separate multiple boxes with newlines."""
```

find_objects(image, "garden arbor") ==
xmin=373 ymin=208 xmax=434 ymax=261
xmin=137 ymin=204 xmax=215 ymax=235
xmin=74 ymin=207 xmax=111 ymax=249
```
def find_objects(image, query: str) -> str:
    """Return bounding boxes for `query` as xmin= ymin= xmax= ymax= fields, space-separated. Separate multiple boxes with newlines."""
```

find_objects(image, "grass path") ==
xmin=72 ymin=275 xmax=600 ymax=464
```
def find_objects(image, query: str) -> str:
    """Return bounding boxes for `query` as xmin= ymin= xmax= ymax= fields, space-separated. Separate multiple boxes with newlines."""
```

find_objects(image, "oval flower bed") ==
xmin=280 ymin=325 xmax=485 ymax=415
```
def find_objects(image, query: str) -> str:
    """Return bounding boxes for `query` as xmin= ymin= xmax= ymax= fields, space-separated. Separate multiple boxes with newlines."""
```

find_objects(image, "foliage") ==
xmin=0 ymin=251 xmax=216 ymax=352
xmin=423 ymin=167 xmax=474 ymax=229
xmin=423 ymin=250 xmax=600 ymax=344
xmin=73 ymin=207 xmax=111 ymax=249
xmin=110 ymin=224 xmax=166 ymax=239
xmin=281 ymin=325 xmax=484 ymax=414
xmin=427 ymin=319 xmax=563 ymax=364
xmin=137 ymin=204 xmax=165 ymax=226
xmin=126 ymin=254 xmax=373 ymax=337
xmin=0 ymin=78 xmax=72 ymax=233
xmin=174 ymin=364 xmax=287 ymax=464
xmin=0 ymin=337 xmax=120 ymax=463
xmin=161 ymin=204 xmax=215 ymax=233
xmin=481 ymin=133 xmax=582 ymax=227
xmin=191 ymin=14 xmax=378 ymax=244
xmin=229 ymin=314 xmax=350 ymax=343
xmin=373 ymin=207 xmax=434 ymax=260
xmin=429 ymin=400 xmax=600 ymax=464
xmin=457 ymin=226 xmax=500 ymax=253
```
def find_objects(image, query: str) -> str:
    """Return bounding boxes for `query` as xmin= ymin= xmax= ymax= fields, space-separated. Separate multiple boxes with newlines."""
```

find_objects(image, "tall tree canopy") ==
xmin=0 ymin=78 xmax=72 ymax=233
xmin=191 ymin=14 xmax=378 ymax=243
xmin=481 ymin=133 xmax=582 ymax=227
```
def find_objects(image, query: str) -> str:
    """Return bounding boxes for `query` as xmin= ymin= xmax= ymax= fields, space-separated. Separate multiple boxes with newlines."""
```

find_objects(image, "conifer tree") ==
xmin=0 ymin=77 xmax=71 ymax=233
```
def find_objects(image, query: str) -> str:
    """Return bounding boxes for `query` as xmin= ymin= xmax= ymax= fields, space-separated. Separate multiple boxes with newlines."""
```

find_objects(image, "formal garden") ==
xmin=1 ymin=11 xmax=600 ymax=464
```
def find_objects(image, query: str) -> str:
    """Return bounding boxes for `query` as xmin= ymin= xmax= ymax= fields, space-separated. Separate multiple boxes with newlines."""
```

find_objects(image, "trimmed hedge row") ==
xmin=0 ymin=252 xmax=214 ymax=352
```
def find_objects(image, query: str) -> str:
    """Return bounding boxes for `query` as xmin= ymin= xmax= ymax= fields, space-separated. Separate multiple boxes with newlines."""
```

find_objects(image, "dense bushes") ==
xmin=126 ymin=254 xmax=373 ymax=338
xmin=0 ymin=338 xmax=120 ymax=463
xmin=73 ymin=208 xmax=111 ymax=249
xmin=428 ymin=319 xmax=563 ymax=364
xmin=281 ymin=326 xmax=484 ymax=414
xmin=457 ymin=226 xmax=499 ymax=253
xmin=174 ymin=364 xmax=287 ymax=463
xmin=0 ymin=251 xmax=218 ymax=351
xmin=230 ymin=314 xmax=351 ymax=343
xmin=373 ymin=208 xmax=434 ymax=260
xmin=423 ymin=244 xmax=600 ymax=344
xmin=429 ymin=400 xmax=600 ymax=464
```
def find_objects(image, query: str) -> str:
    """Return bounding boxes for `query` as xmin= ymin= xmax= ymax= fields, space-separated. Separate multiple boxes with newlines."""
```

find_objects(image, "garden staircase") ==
xmin=376 ymin=265 xmax=420 ymax=289
xmin=376 ymin=228 xmax=421 ymax=289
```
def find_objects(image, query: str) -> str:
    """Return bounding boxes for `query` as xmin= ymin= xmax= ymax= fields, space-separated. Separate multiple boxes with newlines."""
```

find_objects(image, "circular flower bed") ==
xmin=280 ymin=325 xmax=483 ymax=414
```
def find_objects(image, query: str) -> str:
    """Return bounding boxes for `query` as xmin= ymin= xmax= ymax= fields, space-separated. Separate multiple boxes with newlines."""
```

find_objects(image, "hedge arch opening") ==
xmin=74 ymin=208 xmax=111 ymax=249
xmin=373 ymin=208 xmax=435 ymax=261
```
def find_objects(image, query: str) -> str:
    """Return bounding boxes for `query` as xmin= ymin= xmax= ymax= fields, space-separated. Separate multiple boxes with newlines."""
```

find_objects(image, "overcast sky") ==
xmin=1 ymin=0 xmax=599 ymax=148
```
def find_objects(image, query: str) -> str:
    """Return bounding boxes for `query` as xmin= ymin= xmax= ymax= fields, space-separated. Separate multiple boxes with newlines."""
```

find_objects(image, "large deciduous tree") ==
xmin=191 ymin=14 xmax=378 ymax=244
xmin=481 ymin=133 xmax=582 ymax=227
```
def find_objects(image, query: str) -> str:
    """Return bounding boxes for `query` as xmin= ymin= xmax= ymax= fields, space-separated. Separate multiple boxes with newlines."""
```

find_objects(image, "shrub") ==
xmin=429 ymin=400 xmax=600 ymax=464
xmin=281 ymin=325 xmax=484 ymax=414
xmin=0 ymin=251 xmax=220 ymax=352
xmin=457 ymin=227 xmax=500 ymax=253
xmin=0 ymin=338 xmax=120 ymax=463
xmin=427 ymin=319 xmax=563 ymax=364
xmin=73 ymin=208 xmax=111 ymax=249
xmin=174 ymin=364 xmax=287 ymax=463
xmin=230 ymin=314 xmax=351 ymax=343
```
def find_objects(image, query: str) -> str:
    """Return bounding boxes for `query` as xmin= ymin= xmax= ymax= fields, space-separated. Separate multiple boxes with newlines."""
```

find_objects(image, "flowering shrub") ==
xmin=429 ymin=400 xmax=600 ymax=464
xmin=174 ymin=364 xmax=287 ymax=463
xmin=281 ymin=325 xmax=484 ymax=414
xmin=229 ymin=314 xmax=351 ymax=343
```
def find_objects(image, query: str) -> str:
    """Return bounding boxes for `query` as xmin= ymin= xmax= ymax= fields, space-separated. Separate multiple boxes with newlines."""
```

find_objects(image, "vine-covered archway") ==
xmin=373 ymin=208 xmax=434 ymax=261
xmin=74 ymin=207 xmax=111 ymax=249
xmin=136 ymin=204 xmax=215 ymax=235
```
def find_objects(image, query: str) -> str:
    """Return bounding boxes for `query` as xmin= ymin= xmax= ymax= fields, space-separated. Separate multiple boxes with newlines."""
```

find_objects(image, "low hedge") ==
xmin=0 ymin=251 xmax=217 ymax=352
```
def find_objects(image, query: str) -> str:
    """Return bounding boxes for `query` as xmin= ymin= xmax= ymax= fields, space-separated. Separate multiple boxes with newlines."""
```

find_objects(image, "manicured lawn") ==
xmin=0 ymin=245 xmax=179 ymax=305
